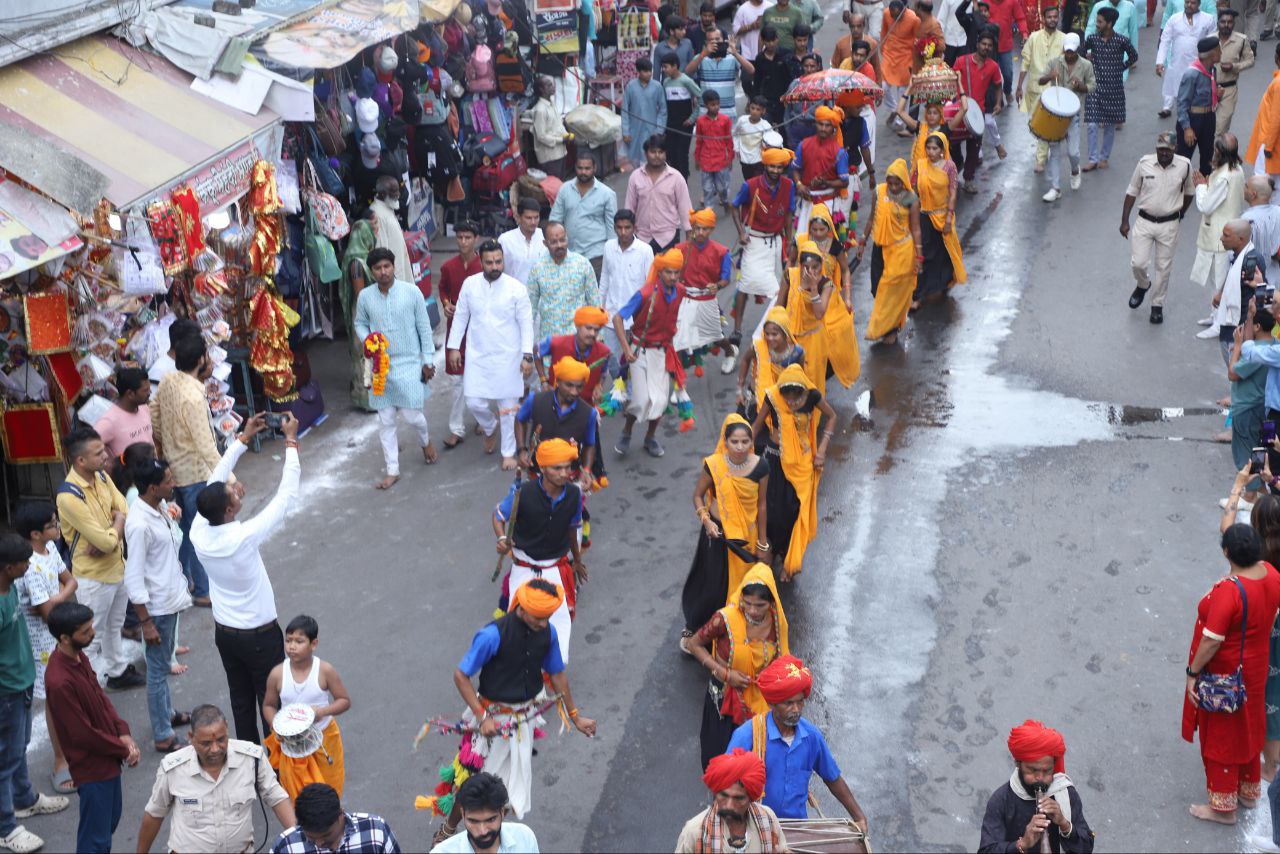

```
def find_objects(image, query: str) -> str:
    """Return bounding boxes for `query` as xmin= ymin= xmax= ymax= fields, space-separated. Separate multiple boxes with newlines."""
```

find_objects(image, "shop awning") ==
xmin=254 ymin=0 xmax=418 ymax=70
xmin=0 ymin=172 xmax=83 ymax=280
xmin=0 ymin=36 xmax=282 ymax=213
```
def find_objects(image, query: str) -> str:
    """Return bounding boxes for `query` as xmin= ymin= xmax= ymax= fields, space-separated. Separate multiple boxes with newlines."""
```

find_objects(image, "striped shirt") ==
xmin=695 ymin=56 xmax=743 ymax=118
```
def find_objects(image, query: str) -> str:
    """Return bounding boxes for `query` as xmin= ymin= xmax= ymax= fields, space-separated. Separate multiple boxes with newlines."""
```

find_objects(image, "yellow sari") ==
xmin=703 ymin=412 xmax=762 ymax=596
xmin=913 ymin=131 xmax=966 ymax=287
xmin=866 ymin=158 xmax=918 ymax=341
xmin=793 ymin=203 xmax=846 ymax=296
xmin=754 ymin=307 xmax=802 ymax=410
xmin=784 ymin=259 xmax=860 ymax=396
xmin=766 ymin=363 xmax=822 ymax=578
xmin=718 ymin=563 xmax=790 ymax=720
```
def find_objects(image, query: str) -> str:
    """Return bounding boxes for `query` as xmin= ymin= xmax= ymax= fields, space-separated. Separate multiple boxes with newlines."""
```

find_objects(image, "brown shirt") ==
xmin=1126 ymin=153 xmax=1195 ymax=216
xmin=1217 ymin=31 xmax=1256 ymax=84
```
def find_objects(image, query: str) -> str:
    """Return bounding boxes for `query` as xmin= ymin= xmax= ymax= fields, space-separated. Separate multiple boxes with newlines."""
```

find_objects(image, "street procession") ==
xmin=10 ymin=0 xmax=1280 ymax=849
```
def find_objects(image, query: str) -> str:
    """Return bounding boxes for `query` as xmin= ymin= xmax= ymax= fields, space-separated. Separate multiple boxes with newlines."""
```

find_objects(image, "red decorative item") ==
xmin=146 ymin=200 xmax=189 ymax=274
xmin=22 ymin=290 xmax=73 ymax=353
xmin=248 ymin=284 xmax=297 ymax=401
xmin=248 ymin=162 xmax=283 ymax=278
xmin=43 ymin=352 xmax=84 ymax=403
xmin=0 ymin=404 xmax=62 ymax=463
xmin=170 ymin=184 xmax=207 ymax=261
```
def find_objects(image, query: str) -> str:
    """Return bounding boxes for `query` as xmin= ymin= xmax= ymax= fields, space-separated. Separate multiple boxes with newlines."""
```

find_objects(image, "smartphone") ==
xmin=264 ymin=412 xmax=284 ymax=431
xmin=1264 ymin=421 xmax=1277 ymax=446
xmin=1251 ymin=447 xmax=1268 ymax=474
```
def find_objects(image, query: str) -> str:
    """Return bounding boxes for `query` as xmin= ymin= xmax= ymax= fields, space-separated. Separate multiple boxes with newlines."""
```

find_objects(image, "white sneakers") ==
xmin=0 ymin=826 xmax=43 ymax=854
xmin=14 ymin=794 xmax=68 ymax=820
xmin=1197 ymin=325 xmax=1221 ymax=339
xmin=1070 ymin=171 xmax=1082 ymax=190
xmin=1043 ymin=188 xmax=1062 ymax=203
xmin=720 ymin=343 xmax=738 ymax=375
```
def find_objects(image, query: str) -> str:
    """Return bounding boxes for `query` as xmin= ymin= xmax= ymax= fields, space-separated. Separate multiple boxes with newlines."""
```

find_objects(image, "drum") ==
xmin=778 ymin=818 xmax=871 ymax=853
xmin=272 ymin=703 xmax=323 ymax=758
xmin=962 ymin=98 xmax=985 ymax=137
xmin=1028 ymin=86 xmax=1080 ymax=142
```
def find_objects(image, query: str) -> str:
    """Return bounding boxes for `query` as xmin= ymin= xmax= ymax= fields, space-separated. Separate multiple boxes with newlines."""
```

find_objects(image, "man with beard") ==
xmin=1121 ymin=132 xmax=1195 ymax=324
xmin=730 ymin=149 xmax=797 ymax=345
xmin=448 ymin=241 xmax=535 ymax=472
xmin=536 ymin=306 xmax=613 ymax=403
xmin=527 ymin=223 xmax=599 ymax=340
xmin=138 ymin=704 xmax=294 ymax=853
xmin=1213 ymin=9 xmax=1253 ymax=135
xmin=429 ymin=773 xmax=538 ymax=853
xmin=978 ymin=720 xmax=1095 ymax=853
xmin=726 ymin=656 xmax=870 ymax=829
xmin=675 ymin=748 xmax=787 ymax=852
xmin=793 ymin=107 xmax=852 ymax=234
xmin=954 ymin=30 xmax=1008 ymax=191
xmin=272 ymin=783 xmax=399 ymax=853
xmin=517 ymin=359 xmax=600 ymax=489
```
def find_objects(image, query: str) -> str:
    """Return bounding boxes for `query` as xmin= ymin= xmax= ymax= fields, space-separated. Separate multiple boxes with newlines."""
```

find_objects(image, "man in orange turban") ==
xmin=979 ymin=720 xmax=1093 ymax=853
xmin=792 ymin=102 xmax=851 ymax=235
xmin=731 ymin=145 xmax=797 ymax=343
xmin=676 ymin=749 xmax=788 ymax=852
xmin=535 ymin=306 xmax=613 ymax=403
xmin=675 ymin=209 xmax=738 ymax=374
xmin=726 ymin=656 xmax=869 ymax=831
xmin=439 ymin=575 xmax=597 ymax=837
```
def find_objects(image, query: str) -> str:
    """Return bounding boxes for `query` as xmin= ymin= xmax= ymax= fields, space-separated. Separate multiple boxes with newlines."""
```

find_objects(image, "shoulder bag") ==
xmin=1195 ymin=577 xmax=1249 ymax=714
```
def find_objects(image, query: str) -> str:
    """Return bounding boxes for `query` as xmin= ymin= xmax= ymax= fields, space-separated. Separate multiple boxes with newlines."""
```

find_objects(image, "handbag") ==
xmin=1195 ymin=577 xmax=1250 ymax=713
xmin=314 ymin=95 xmax=347 ymax=157
xmin=302 ymin=159 xmax=350 ymax=241
xmin=303 ymin=208 xmax=341 ymax=284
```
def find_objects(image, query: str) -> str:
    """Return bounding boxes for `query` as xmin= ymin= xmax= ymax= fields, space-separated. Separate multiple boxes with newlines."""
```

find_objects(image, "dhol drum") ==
xmin=272 ymin=703 xmax=324 ymax=758
xmin=963 ymin=98 xmax=985 ymax=137
xmin=778 ymin=818 xmax=872 ymax=853
xmin=1028 ymin=86 xmax=1080 ymax=142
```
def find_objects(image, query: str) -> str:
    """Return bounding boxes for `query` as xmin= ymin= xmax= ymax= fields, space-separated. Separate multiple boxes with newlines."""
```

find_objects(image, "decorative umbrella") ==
xmin=781 ymin=69 xmax=883 ymax=109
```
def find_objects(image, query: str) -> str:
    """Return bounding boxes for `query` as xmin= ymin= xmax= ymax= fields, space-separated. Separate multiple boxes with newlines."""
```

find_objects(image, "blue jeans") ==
xmin=1087 ymin=123 xmax=1116 ymax=164
xmin=175 ymin=483 xmax=209 ymax=599
xmin=76 ymin=776 xmax=121 ymax=854
xmin=1269 ymin=772 xmax=1280 ymax=845
xmin=0 ymin=689 xmax=36 ymax=837
xmin=997 ymin=50 xmax=1014 ymax=97
xmin=144 ymin=612 xmax=178 ymax=742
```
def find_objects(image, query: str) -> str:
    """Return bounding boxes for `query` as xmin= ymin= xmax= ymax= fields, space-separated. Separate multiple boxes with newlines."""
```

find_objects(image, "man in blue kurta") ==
xmin=620 ymin=58 xmax=667 ymax=170
xmin=354 ymin=247 xmax=437 ymax=489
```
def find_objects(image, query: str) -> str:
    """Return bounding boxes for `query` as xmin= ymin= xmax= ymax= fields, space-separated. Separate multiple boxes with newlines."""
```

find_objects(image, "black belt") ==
xmin=215 ymin=619 xmax=279 ymax=636
xmin=1219 ymin=80 xmax=1237 ymax=87
xmin=1138 ymin=209 xmax=1180 ymax=224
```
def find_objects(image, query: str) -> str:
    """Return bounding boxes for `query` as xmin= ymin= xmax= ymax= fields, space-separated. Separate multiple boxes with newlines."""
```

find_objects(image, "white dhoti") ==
xmin=673 ymin=292 xmax=726 ymax=352
xmin=795 ymin=190 xmax=853 ymax=235
xmin=1190 ymin=248 xmax=1231 ymax=290
xmin=509 ymin=550 xmax=573 ymax=664
xmin=461 ymin=694 xmax=547 ymax=819
xmin=626 ymin=346 xmax=671 ymax=422
xmin=736 ymin=230 xmax=786 ymax=297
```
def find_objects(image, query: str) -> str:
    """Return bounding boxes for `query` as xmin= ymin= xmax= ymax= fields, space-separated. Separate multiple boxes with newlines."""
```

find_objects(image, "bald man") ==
xmin=526 ymin=222 xmax=601 ymax=339
xmin=1213 ymin=219 xmax=1265 ymax=369
xmin=1243 ymin=175 xmax=1280 ymax=285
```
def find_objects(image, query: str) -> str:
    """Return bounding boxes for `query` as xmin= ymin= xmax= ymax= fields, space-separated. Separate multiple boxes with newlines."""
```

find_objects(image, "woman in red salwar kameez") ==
xmin=1183 ymin=524 xmax=1280 ymax=824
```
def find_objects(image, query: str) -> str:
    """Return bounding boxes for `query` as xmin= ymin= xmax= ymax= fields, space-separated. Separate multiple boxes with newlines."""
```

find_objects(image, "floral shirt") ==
xmin=526 ymin=252 xmax=600 ymax=339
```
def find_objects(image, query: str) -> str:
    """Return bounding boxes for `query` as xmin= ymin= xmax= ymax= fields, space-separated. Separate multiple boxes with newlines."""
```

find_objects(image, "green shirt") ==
xmin=0 ymin=585 xmax=35 ymax=695
xmin=762 ymin=4 xmax=805 ymax=51
xmin=1233 ymin=356 xmax=1268 ymax=410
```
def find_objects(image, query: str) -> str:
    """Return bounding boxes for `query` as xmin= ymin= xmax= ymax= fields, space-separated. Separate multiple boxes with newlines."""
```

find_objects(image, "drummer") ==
xmin=1037 ymin=33 xmax=1096 ymax=202
xmin=1016 ymin=5 xmax=1065 ymax=174
xmin=953 ymin=30 xmax=1008 ymax=194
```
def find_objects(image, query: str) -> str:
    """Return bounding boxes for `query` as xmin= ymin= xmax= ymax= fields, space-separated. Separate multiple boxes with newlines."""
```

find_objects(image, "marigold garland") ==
xmin=363 ymin=333 xmax=390 ymax=396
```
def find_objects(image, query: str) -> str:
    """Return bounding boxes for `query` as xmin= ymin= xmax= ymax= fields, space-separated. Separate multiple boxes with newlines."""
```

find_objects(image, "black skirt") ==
xmin=700 ymin=684 xmax=738 ymax=770
xmin=682 ymin=526 xmax=729 ymax=633
xmin=914 ymin=215 xmax=954 ymax=300
xmin=764 ymin=446 xmax=799 ymax=560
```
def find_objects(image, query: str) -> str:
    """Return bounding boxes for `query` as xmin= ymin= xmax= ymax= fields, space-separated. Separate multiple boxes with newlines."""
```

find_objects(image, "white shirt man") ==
xmin=733 ymin=0 xmax=775 ymax=60
xmin=598 ymin=229 xmax=653 ymax=369
xmin=936 ymin=0 xmax=970 ymax=51
xmin=498 ymin=224 xmax=548 ymax=284
xmin=123 ymin=498 xmax=191 ymax=621
xmin=1156 ymin=6 xmax=1215 ymax=110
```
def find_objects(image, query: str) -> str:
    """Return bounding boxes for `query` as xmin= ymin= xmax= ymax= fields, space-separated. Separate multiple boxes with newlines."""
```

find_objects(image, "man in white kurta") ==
xmin=1157 ymin=0 xmax=1216 ymax=113
xmin=371 ymin=176 xmax=413 ymax=284
xmin=447 ymin=240 xmax=534 ymax=470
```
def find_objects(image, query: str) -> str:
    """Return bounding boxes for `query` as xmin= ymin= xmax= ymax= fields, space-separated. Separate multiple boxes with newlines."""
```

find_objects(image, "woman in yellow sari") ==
xmin=751 ymin=363 xmax=837 ymax=580
xmin=779 ymin=238 xmax=861 ymax=396
xmin=863 ymin=158 xmax=922 ymax=345
xmin=688 ymin=563 xmax=789 ymax=768
xmin=682 ymin=413 xmax=771 ymax=649
xmin=793 ymin=203 xmax=850 ymax=300
xmin=911 ymin=131 xmax=967 ymax=305
xmin=893 ymin=98 xmax=966 ymax=167
xmin=735 ymin=306 xmax=805 ymax=419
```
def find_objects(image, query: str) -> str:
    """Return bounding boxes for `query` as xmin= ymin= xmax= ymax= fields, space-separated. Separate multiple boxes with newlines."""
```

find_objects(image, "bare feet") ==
xmin=1217 ymin=397 xmax=1232 ymax=407
xmin=1189 ymin=804 xmax=1237 ymax=824
xmin=443 ymin=434 xmax=463 ymax=449
xmin=170 ymin=662 xmax=189 ymax=675
xmin=501 ymin=456 xmax=518 ymax=471
xmin=423 ymin=443 xmax=438 ymax=464
xmin=1241 ymin=796 xmax=1258 ymax=809
xmin=1214 ymin=430 xmax=1233 ymax=443
xmin=997 ymin=145 xmax=1007 ymax=159
xmin=175 ymin=645 xmax=190 ymax=656
xmin=1033 ymin=163 xmax=1045 ymax=174
xmin=376 ymin=474 xmax=400 ymax=490
xmin=483 ymin=432 xmax=499 ymax=454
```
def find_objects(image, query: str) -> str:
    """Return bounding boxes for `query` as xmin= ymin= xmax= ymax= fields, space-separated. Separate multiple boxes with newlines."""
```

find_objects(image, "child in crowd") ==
xmin=263 ymin=615 xmax=350 ymax=800
xmin=661 ymin=54 xmax=703 ymax=176
xmin=694 ymin=91 xmax=735 ymax=212
xmin=734 ymin=96 xmax=774 ymax=181
xmin=14 ymin=502 xmax=77 ymax=794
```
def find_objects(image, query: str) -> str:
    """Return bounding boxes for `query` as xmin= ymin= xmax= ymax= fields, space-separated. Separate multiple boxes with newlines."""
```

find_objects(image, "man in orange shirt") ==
xmin=881 ymin=0 xmax=921 ymax=133
xmin=1247 ymin=43 xmax=1280 ymax=202
xmin=913 ymin=1 xmax=947 ymax=71
xmin=832 ymin=9 xmax=882 ymax=79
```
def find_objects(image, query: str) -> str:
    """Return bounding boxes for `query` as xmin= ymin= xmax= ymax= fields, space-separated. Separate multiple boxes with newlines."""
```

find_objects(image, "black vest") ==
xmin=530 ymin=390 xmax=591 ymax=468
xmin=512 ymin=478 xmax=579 ymax=560
xmin=477 ymin=614 xmax=552 ymax=703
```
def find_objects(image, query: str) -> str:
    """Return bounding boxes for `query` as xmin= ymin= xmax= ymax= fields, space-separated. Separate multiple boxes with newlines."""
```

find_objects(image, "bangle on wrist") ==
xmin=568 ymin=707 xmax=580 ymax=719
xmin=284 ymin=440 xmax=299 ymax=449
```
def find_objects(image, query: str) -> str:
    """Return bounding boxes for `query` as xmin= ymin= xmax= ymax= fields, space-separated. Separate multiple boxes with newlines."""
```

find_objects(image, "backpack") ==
xmin=495 ymin=49 xmax=530 ymax=94
xmin=466 ymin=45 xmax=497 ymax=92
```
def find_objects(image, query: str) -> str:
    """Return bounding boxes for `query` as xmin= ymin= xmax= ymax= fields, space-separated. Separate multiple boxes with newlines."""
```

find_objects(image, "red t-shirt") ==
xmin=984 ymin=0 xmax=1027 ymax=53
xmin=438 ymin=253 xmax=482 ymax=376
xmin=954 ymin=54 xmax=1003 ymax=111
xmin=694 ymin=113 xmax=734 ymax=173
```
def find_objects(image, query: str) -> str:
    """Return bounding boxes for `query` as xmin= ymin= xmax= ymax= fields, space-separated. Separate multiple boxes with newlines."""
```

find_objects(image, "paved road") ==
xmin=20 ymin=10 xmax=1280 ymax=854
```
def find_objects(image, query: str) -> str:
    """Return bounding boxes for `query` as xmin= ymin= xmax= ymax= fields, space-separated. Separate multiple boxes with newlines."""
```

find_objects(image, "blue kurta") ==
xmin=353 ymin=280 xmax=434 ymax=411
xmin=621 ymin=77 xmax=667 ymax=167
xmin=1083 ymin=0 xmax=1140 ymax=80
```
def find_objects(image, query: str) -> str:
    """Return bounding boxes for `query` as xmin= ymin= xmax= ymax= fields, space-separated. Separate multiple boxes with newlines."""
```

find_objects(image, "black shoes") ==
xmin=105 ymin=664 xmax=146 ymax=691
xmin=1150 ymin=306 xmax=1164 ymax=324
xmin=1128 ymin=287 xmax=1147 ymax=309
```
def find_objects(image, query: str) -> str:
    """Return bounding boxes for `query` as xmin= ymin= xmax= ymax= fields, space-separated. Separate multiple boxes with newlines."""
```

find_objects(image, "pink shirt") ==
xmin=624 ymin=165 xmax=693 ymax=247
xmin=94 ymin=404 xmax=153 ymax=457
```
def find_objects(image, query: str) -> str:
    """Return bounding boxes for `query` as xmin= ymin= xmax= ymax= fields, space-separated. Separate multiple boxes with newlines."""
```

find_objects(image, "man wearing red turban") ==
xmin=676 ymin=748 xmax=788 ymax=852
xmin=726 ymin=656 xmax=869 ymax=833
xmin=979 ymin=719 xmax=1095 ymax=853
xmin=675 ymin=209 xmax=739 ymax=376
xmin=534 ymin=305 xmax=613 ymax=404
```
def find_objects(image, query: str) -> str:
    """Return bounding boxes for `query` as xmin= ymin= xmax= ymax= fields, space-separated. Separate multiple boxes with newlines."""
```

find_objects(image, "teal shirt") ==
xmin=1233 ymin=355 xmax=1269 ymax=410
xmin=0 ymin=585 xmax=35 ymax=695
xmin=548 ymin=178 xmax=618 ymax=260
xmin=353 ymin=280 xmax=435 ymax=411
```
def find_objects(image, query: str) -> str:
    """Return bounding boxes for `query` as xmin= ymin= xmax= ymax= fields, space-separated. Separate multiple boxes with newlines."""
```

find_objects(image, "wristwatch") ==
xmin=1186 ymin=666 xmax=1200 ymax=677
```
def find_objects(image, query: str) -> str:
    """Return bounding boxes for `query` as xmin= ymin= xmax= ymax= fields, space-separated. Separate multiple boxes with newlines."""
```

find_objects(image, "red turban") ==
xmin=1007 ymin=720 xmax=1066 ymax=773
xmin=703 ymin=748 xmax=766 ymax=801
xmin=756 ymin=655 xmax=812 ymax=705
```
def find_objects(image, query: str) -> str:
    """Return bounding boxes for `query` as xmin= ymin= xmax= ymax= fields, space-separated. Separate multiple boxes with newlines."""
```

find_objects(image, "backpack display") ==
xmin=466 ymin=45 xmax=497 ymax=93
xmin=495 ymin=49 xmax=530 ymax=94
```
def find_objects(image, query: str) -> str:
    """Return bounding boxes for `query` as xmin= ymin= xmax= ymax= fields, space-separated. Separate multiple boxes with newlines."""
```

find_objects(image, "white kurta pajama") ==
xmin=447 ymin=272 xmax=534 ymax=458
xmin=1156 ymin=11 xmax=1216 ymax=111
xmin=1191 ymin=164 xmax=1245 ymax=289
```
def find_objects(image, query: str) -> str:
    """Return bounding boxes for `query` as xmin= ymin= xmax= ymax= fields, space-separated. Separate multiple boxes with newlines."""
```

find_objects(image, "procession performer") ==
xmin=674 ymin=749 xmax=787 ymax=853
xmin=492 ymin=439 xmax=584 ymax=665
xmin=517 ymin=358 xmax=599 ymax=488
xmin=535 ymin=307 xmax=612 ymax=405
xmin=792 ymin=107 xmax=852 ymax=236
xmin=681 ymin=414 xmax=771 ymax=654
xmin=751 ymin=364 xmax=837 ymax=580
xmin=779 ymin=233 xmax=861 ymax=396
xmin=863 ymin=158 xmax=923 ymax=345
xmin=675 ymin=209 xmax=739 ymax=377
xmin=979 ymin=720 xmax=1095 ymax=852
xmin=1016 ymin=5 xmax=1065 ymax=173
xmin=911 ymin=133 xmax=968 ymax=302
xmin=729 ymin=149 xmax=797 ymax=346
xmin=735 ymin=307 xmax=806 ymax=420
xmin=423 ymin=579 xmax=596 ymax=846
xmin=728 ymin=656 xmax=869 ymax=830
xmin=687 ymin=564 xmax=790 ymax=768
xmin=793 ymin=197 xmax=854 ymax=303
xmin=612 ymin=249 xmax=688 ymax=459
xmin=1156 ymin=0 xmax=1216 ymax=118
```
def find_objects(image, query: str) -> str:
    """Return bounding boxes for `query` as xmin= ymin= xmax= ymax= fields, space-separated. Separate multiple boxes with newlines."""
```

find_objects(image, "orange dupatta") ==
xmin=912 ymin=132 xmax=967 ymax=286
xmin=718 ymin=563 xmax=790 ymax=721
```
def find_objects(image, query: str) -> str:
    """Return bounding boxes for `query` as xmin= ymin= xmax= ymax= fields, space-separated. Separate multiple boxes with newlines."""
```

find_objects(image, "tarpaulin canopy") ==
xmin=0 ymin=173 xmax=83 ymax=281
xmin=0 ymin=36 xmax=282 ymax=213
xmin=419 ymin=0 xmax=463 ymax=23
xmin=254 ymin=0 xmax=419 ymax=69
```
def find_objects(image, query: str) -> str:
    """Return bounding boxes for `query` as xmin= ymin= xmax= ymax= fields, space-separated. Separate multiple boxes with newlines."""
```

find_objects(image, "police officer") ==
xmin=137 ymin=704 xmax=295 ymax=853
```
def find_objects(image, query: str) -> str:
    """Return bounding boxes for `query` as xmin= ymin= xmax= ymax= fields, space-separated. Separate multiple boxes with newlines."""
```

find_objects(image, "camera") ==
xmin=1264 ymin=421 xmax=1277 ymax=446
xmin=264 ymin=412 xmax=284 ymax=431
xmin=1251 ymin=446 xmax=1268 ymax=474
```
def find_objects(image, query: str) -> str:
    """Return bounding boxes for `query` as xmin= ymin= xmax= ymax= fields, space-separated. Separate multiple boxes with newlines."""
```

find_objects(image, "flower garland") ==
xmin=363 ymin=333 xmax=390 ymax=395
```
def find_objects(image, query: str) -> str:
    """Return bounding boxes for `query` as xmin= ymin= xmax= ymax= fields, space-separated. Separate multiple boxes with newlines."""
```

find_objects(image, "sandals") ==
xmin=51 ymin=768 xmax=75 ymax=795
xmin=443 ymin=435 xmax=464 ymax=450
xmin=171 ymin=711 xmax=192 ymax=727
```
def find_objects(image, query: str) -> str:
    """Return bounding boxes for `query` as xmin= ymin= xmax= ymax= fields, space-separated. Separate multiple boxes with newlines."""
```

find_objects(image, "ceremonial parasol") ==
xmin=781 ymin=69 xmax=883 ymax=109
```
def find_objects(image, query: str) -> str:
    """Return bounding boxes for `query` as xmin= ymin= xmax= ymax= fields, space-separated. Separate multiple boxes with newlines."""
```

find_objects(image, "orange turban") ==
xmin=573 ymin=305 xmax=609 ymax=327
xmin=553 ymin=356 xmax=590 ymax=383
xmin=512 ymin=582 xmax=564 ymax=619
xmin=814 ymin=105 xmax=844 ymax=125
xmin=756 ymin=654 xmax=813 ymax=704
xmin=1007 ymin=720 xmax=1066 ymax=773
xmin=761 ymin=147 xmax=794 ymax=167
xmin=688 ymin=208 xmax=717 ymax=229
xmin=703 ymin=748 xmax=767 ymax=801
xmin=646 ymin=248 xmax=685 ymax=287
xmin=535 ymin=437 xmax=579 ymax=467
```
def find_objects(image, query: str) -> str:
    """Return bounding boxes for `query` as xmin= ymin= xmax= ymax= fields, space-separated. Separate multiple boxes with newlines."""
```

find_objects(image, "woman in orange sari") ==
xmin=688 ymin=563 xmax=789 ymax=768
xmin=912 ymin=131 xmax=967 ymax=306
xmin=682 ymin=413 xmax=771 ymax=649
xmin=778 ymin=239 xmax=861 ymax=396
xmin=863 ymin=158 xmax=922 ymax=345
